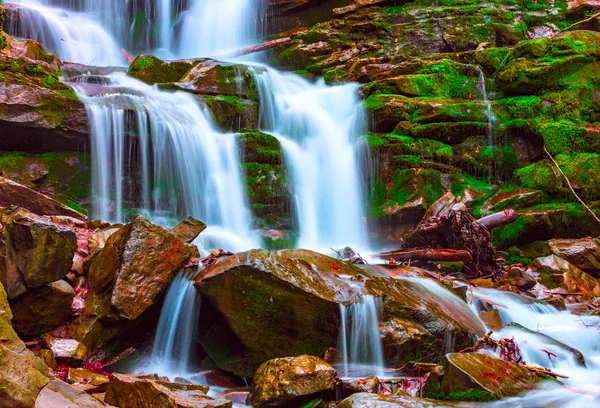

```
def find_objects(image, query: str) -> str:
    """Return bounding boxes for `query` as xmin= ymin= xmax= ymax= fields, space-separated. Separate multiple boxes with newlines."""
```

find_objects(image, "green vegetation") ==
xmin=427 ymin=389 xmax=496 ymax=402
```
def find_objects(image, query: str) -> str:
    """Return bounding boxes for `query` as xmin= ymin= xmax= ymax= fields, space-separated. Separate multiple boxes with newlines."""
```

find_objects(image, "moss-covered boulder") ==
xmin=179 ymin=60 xmax=259 ymax=101
xmin=0 ymin=38 xmax=87 ymax=152
xmin=127 ymin=54 xmax=202 ymax=84
xmin=195 ymin=249 xmax=484 ymax=376
xmin=337 ymin=392 xmax=455 ymax=408
xmin=251 ymin=355 xmax=336 ymax=408
xmin=199 ymin=94 xmax=259 ymax=131
xmin=0 ymin=283 xmax=49 ymax=408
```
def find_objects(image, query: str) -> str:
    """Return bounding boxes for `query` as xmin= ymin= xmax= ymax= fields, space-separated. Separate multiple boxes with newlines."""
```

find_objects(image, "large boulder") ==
xmin=251 ymin=355 xmax=337 ymax=407
xmin=195 ymin=249 xmax=362 ymax=377
xmin=73 ymin=215 xmax=197 ymax=358
xmin=548 ymin=238 xmax=600 ymax=277
xmin=195 ymin=249 xmax=484 ymax=377
xmin=531 ymin=255 xmax=600 ymax=300
xmin=0 ymin=206 xmax=77 ymax=299
xmin=0 ymin=42 xmax=88 ymax=152
xmin=104 ymin=374 xmax=230 ymax=408
xmin=0 ymin=283 xmax=50 ymax=408
xmin=10 ymin=279 xmax=74 ymax=338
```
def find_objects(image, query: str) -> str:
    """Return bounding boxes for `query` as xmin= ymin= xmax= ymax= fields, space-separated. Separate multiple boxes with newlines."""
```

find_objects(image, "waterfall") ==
xmin=7 ymin=0 xmax=125 ymax=66
xmin=338 ymin=295 xmax=385 ymax=378
xmin=477 ymin=68 xmax=496 ymax=147
xmin=177 ymin=0 xmax=260 ymax=59
xmin=254 ymin=67 xmax=368 ymax=251
xmin=73 ymin=73 xmax=259 ymax=253
xmin=147 ymin=269 xmax=201 ymax=378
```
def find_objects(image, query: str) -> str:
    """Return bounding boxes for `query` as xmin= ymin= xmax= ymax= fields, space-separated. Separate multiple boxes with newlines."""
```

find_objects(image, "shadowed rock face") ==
xmin=0 ymin=283 xmax=50 ymax=408
xmin=195 ymin=249 xmax=484 ymax=377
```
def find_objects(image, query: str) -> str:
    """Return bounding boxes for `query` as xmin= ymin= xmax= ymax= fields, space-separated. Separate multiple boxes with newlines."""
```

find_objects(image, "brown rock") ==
xmin=479 ymin=309 xmax=503 ymax=331
xmin=34 ymin=379 xmax=110 ymax=408
xmin=440 ymin=352 xmax=541 ymax=399
xmin=340 ymin=376 xmax=382 ymax=394
xmin=11 ymin=279 xmax=74 ymax=338
xmin=497 ymin=267 xmax=537 ymax=291
xmin=548 ymin=238 xmax=600 ymax=276
xmin=337 ymin=392 xmax=454 ymax=407
xmin=251 ymin=355 xmax=337 ymax=408
xmin=105 ymin=374 xmax=229 ymax=408
xmin=0 ymin=283 xmax=50 ymax=408
xmin=0 ymin=206 xmax=77 ymax=299
xmin=169 ymin=216 xmax=207 ymax=244
xmin=43 ymin=336 xmax=87 ymax=366
xmin=67 ymin=368 xmax=110 ymax=392
xmin=532 ymin=255 xmax=600 ymax=300
xmin=34 ymin=349 xmax=57 ymax=370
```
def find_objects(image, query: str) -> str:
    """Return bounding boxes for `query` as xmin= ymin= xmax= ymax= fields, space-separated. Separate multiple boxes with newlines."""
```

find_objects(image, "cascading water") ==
xmin=177 ymin=0 xmax=260 ymax=59
xmin=338 ymin=295 xmax=385 ymax=378
xmin=477 ymin=67 xmax=496 ymax=147
xmin=7 ymin=0 xmax=125 ymax=66
xmin=73 ymin=73 xmax=259 ymax=253
xmin=469 ymin=287 xmax=600 ymax=406
xmin=146 ymin=269 xmax=202 ymax=378
xmin=254 ymin=68 xmax=368 ymax=251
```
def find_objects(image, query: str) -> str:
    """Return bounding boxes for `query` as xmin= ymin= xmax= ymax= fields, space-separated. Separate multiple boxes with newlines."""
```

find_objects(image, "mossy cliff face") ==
xmin=270 ymin=0 xmax=600 ymax=246
xmin=0 ymin=31 xmax=88 ymax=152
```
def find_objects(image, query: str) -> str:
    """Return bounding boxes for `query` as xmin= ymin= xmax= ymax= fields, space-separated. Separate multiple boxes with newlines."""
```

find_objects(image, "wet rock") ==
xmin=478 ymin=309 xmax=503 ymax=332
xmin=178 ymin=60 xmax=259 ymax=101
xmin=251 ymin=355 xmax=336 ymax=408
xmin=0 ymin=43 xmax=88 ymax=152
xmin=380 ymin=317 xmax=432 ymax=367
xmin=67 ymin=368 xmax=110 ymax=392
xmin=339 ymin=376 xmax=382 ymax=395
xmin=336 ymin=392 xmax=452 ymax=408
xmin=170 ymin=216 xmax=207 ymax=244
xmin=0 ymin=206 xmax=77 ymax=299
xmin=0 ymin=282 xmax=50 ymax=408
xmin=34 ymin=379 xmax=110 ymax=408
xmin=429 ymin=352 xmax=541 ymax=400
xmin=11 ymin=280 xmax=74 ymax=338
xmin=195 ymin=249 xmax=362 ymax=377
xmin=43 ymin=336 xmax=87 ymax=366
xmin=548 ymin=238 xmax=600 ymax=276
xmin=198 ymin=94 xmax=259 ymax=131
xmin=496 ymin=266 xmax=537 ymax=291
xmin=532 ymin=255 xmax=600 ymax=300
xmin=128 ymin=54 xmax=202 ymax=84
xmin=105 ymin=374 xmax=229 ymax=408
xmin=73 ymin=215 xmax=196 ymax=358
xmin=480 ymin=189 xmax=543 ymax=216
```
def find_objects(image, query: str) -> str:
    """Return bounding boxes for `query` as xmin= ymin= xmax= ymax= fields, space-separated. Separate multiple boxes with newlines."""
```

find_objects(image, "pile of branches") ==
xmin=404 ymin=210 xmax=501 ymax=277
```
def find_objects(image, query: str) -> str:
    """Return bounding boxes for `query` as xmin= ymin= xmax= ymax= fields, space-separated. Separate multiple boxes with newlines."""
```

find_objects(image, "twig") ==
xmin=544 ymin=147 xmax=600 ymax=226
xmin=330 ymin=247 xmax=343 ymax=259
xmin=559 ymin=11 xmax=600 ymax=33
xmin=355 ymin=252 xmax=369 ymax=265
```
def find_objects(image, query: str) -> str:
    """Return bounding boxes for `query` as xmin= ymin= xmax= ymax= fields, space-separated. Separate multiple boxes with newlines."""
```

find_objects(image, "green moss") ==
xmin=514 ymin=161 xmax=561 ymax=192
xmin=428 ymin=389 xmax=496 ymax=402
xmin=239 ymin=130 xmax=282 ymax=163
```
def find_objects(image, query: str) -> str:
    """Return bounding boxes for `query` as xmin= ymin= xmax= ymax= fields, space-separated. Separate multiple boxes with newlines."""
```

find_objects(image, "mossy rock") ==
xmin=128 ymin=54 xmax=201 ymax=84
xmin=179 ymin=60 xmax=259 ymax=101
xmin=239 ymin=130 xmax=283 ymax=164
xmin=243 ymin=162 xmax=291 ymax=229
xmin=199 ymin=95 xmax=259 ymax=131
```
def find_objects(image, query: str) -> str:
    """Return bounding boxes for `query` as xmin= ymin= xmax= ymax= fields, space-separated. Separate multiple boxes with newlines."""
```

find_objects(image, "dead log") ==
xmin=378 ymin=248 xmax=472 ymax=263
xmin=226 ymin=37 xmax=292 ymax=58
xmin=477 ymin=209 xmax=519 ymax=230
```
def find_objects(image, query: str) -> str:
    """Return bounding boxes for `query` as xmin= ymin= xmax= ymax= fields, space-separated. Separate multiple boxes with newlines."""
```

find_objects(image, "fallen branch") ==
xmin=477 ymin=209 xmax=519 ymax=230
xmin=544 ymin=147 xmax=600 ymax=226
xmin=122 ymin=48 xmax=134 ymax=64
xmin=559 ymin=11 xmax=600 ymax=33
xmin=378 ymin=248 xmax=473 ymax=263
xmin=226 ymin=37 xmax=292 ymax=58
xmin=522 ymin=365 xmax=569 ymax=379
